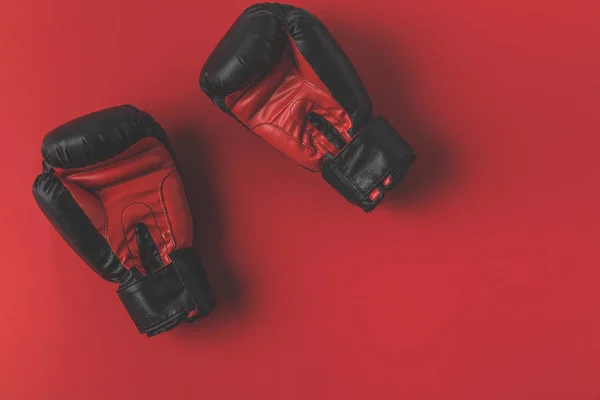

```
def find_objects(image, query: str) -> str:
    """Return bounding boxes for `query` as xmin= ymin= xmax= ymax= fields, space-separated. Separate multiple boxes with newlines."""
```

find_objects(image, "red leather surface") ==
xmin=3 ymin=0 xmax=600 ymax=399
xmin=55 ymin=138 xmax=193 ymax=271
xmin=226 ymin=39 xmax=352 ymax=171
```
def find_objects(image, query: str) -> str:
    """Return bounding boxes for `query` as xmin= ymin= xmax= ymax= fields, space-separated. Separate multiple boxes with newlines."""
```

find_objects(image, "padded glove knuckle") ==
xmin=34 ymin=106 xmax=215 ymax=336
xmin=200 ymin=3 xmax=415 ymax=211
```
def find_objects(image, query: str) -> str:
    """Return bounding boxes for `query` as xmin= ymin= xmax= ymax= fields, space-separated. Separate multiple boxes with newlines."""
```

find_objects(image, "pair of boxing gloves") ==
xmin=33 ymin=3 xmax=416 ymax=336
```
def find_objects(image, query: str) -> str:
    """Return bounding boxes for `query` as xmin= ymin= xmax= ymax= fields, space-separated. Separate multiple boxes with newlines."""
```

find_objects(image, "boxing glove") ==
xmin=200 ymin=3 xmax=416 ymax=212
xmin=32 ymin=106 xmax=215 ymax=336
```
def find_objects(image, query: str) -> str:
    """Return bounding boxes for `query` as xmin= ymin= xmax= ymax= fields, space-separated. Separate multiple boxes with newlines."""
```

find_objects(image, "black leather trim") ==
xmin=135 ymin=223 xmax=163 ymax=275
xmin=199 ymin=3 xmax=293 ymax=113
xmin=42 ymin=105 xmax=169 ymax=169
xmin=35 ymin=107 xmax=216 ymax=336
xmin=117 ymin=248 xmax=216 ymax=336
xmin=284 ymin=7 xmax=372 ymax=128
xmin=322 ymin=116 xmax=416 ymax=212
xmin=32 ymin=173 xmax=127 ymax=282
xmin=199 ymin=4 xmax=373 ymax=128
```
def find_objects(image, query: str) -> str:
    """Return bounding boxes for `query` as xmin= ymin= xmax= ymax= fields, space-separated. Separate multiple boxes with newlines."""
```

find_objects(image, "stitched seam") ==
xmin=57 ymin=176 xmax=109 ymax=238
xmin=122 ymin=204 xmax=140 ymax=272
xmin=330 ymin=162 xmax=365 ymax=195
xmin=285 ymin=32 xmax=350 ymax=125
xmin=293 ymin=67 xmax=331 ymax=94
xmin=333 ymin=158 xmax=401 ymax=201
xmin=252 ymin=122 xmax=326 ymax=157
xmin=232 ymin=42 xmax=333 ymax=126
xmin=117 ymin=263 xmax=170 ymax=292
xmin=158 ymin=170 xmax=177 ymax=253
xmin=349 ymin=127 xmax=413 ymax=189
xmin=248 ymin=60 xmax=295 ymax=127
xmin=285 ymin=31 xmax=356 ymax=138
xmin=98 ymin=188 xmax=108 ymax=238
xmin=223 ymin=28 xmax=290 ymax=111
xmin=226 ymin=86 xmax=252 ymax=110
xmin=285 ymin=31 xmax=330 ymax=95
xmin=338 ymin=128 xmax=369 ymax=157
xmin=223 ymin=65 xmax=279 ymax=112
xmin=146 ymin=310 xmax=188 ymax=333
xmin=62 ymin=144 xmax=164 ymax=178
xmin=83 ymin=165 xmax=175 ymax=191
xmin=118 ymin=267 xmax=166 ymax=292
xmin=329 ymin=132 xmax=370 ymax=196
xmin=120 ymin=202 xmax=169 ymax=272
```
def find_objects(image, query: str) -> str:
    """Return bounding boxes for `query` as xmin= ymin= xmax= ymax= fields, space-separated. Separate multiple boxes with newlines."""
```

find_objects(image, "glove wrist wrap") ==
xmin=117 ymin=249 xmax=215 ymax=337
xmin=322 ymin=116 xmax=416 ymax=212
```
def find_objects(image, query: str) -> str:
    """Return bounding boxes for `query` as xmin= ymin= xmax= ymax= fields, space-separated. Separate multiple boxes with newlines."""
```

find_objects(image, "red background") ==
xmin=1 ymin=0 xmax=599 ymax=398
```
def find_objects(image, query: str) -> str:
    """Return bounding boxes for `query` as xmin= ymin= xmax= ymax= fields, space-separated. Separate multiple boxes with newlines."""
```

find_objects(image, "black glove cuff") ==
xmin=322 ymin=116 xmax=416 ymax=212
xmin=117 ymin=249 xmax=216 ymax=336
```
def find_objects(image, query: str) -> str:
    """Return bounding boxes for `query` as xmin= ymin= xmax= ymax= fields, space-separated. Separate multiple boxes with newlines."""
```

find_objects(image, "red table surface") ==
xmin=1 ymin=0 xmax=599 ymax=399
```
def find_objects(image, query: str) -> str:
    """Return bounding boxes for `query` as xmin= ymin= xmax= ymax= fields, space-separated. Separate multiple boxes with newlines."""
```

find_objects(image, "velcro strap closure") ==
xmin=322 ymin=116 xmax=415 ymax=212
xmin=117 ymin=249 xmax=215 ymax=336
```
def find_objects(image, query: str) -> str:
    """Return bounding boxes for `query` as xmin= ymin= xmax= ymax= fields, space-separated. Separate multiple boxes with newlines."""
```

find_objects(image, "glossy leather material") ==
xmin=42 ymin=105 xmax=169 ymax=169
xmin=224 ymin=44 xmax=352 ymax=171
xmin=33 ymin=106 xmax=215 ymax=336
xmin=200 ymin=3 xmax=292 ymax=111
xmin=33 ymin=172 xmax=127 ymax=282
xmin=118 ymin=249 xmax=215 ymax=337
xmin=285 ymin=8 xmax=372 ymax=128
xmin=52 ymin=137 xmax=191 ymax=272
xmin=322 ymin=117 xmax=416 ymax=211
xmin=200 ymin=3 xmax=415 ymax=210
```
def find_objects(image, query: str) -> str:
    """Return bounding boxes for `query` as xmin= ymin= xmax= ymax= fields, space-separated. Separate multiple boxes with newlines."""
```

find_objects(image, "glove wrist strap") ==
xmin=322 ymin=116 xmax=416 ymax=212
xmin=117 ymin=249 xmax=215 ymax=336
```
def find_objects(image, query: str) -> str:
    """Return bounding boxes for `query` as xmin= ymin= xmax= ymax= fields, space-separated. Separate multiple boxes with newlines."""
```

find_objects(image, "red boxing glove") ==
xmin=33 ymin=106 xmax=215 ymax=336
xmin=200 ymin=3 xmax=416 ymax=211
